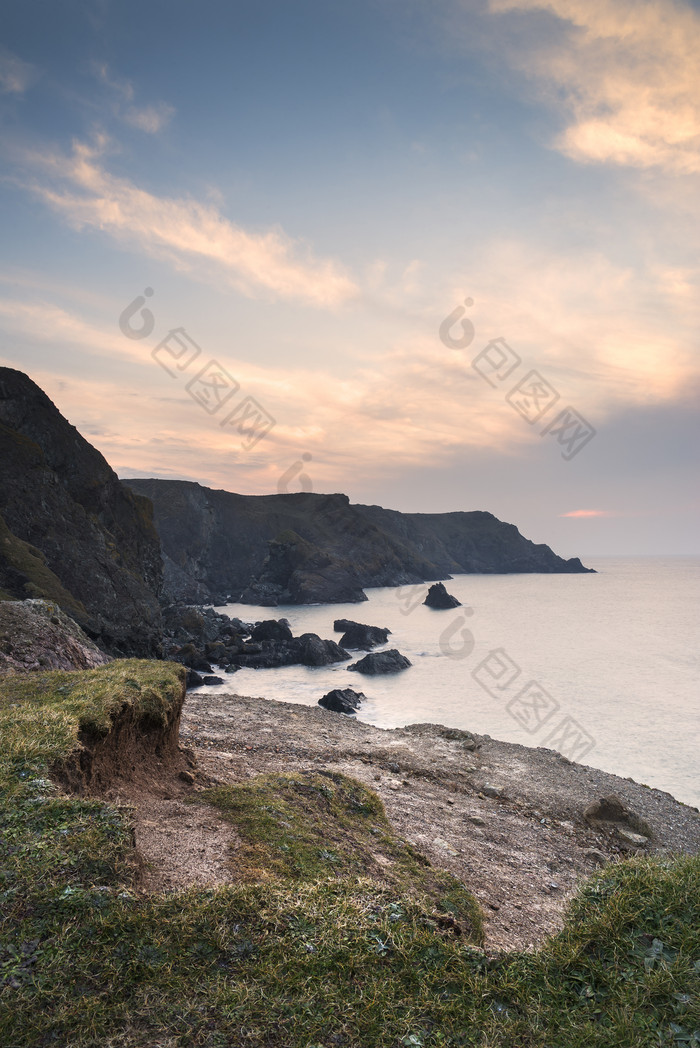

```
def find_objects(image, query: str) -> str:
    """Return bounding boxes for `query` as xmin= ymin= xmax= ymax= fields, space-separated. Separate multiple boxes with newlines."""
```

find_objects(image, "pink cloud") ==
xmin=559 ymin=509 xmax=615 ymax=518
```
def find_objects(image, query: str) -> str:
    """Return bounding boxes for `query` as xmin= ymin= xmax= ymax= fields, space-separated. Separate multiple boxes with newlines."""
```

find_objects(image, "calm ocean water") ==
xmin=211 ymin=557 xmax=700 ymax=809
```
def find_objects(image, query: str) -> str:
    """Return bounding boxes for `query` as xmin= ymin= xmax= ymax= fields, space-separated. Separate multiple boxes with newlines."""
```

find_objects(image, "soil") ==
xmin=95 ymin=688 xmax=700 ymax=955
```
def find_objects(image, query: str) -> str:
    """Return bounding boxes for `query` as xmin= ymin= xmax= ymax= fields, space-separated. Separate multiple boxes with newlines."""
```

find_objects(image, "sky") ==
xmin=1 ymin=0 xmax=698 ymax=557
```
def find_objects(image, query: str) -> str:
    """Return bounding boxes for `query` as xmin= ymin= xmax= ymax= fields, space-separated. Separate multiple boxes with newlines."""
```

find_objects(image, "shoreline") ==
xmin=120 ymin=686 xmax=700 ymax=954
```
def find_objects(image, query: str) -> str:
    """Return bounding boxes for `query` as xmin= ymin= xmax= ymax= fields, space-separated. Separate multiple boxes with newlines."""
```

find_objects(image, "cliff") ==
xmin=126 ymin=479 xmax=593 ymax=605
xmin=0 ymin=368 xmax=163 ymax=655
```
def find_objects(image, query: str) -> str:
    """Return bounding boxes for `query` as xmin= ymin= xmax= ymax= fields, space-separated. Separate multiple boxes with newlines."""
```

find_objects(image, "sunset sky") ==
xmin=1 ymin=0 xmax=698 ymax=556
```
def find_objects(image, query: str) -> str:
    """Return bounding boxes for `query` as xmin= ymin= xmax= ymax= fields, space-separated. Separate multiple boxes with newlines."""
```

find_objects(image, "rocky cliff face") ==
xmin=0 ymin=369 xmax=163 ymax=655
xmin=0 ymin=599 xmax=113 ymax=673
xmin=126 ymin=479 xmax=593 ymax=606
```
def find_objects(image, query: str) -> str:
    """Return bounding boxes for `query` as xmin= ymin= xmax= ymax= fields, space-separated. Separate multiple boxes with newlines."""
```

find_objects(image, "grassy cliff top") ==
xmin=0 ymin=661 xmax=698 ymax=1047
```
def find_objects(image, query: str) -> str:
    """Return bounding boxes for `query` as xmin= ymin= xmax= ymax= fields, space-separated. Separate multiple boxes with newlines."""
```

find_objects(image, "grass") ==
xmin=201 ymin=771 xmax=484 ymax=938
xmin=0 ymin=661 xmax=698 ymax=1047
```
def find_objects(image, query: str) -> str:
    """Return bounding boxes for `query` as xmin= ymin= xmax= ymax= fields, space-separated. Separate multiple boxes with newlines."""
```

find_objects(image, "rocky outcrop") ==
xmin=347 ymin=649 xmax=412 ymax=674
xmin=319 ymin=688 xmax=366 ymax=714
xmin=0 ymin=369 xmax=162 ymax=656
xmin=163 ymin=606 xmax=349 ymax=674
xmin=240 ymin=530 xmax=367 ymax=606
xmin=125 ymin=479 xmax=594 ymax=607
xmin=338 ymin=622 xmax=391 ymax=650
xmin=0 ymin=599 xmax=113 ymax=673
xmin=424 ymin=582 xmax=461 ymax=609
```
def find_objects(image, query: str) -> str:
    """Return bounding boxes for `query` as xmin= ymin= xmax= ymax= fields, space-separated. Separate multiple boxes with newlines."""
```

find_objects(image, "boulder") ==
xmin=334 ymin=618 xmax=391 ymax=635
xmin=297 ymin=633 xmax=351 ymax=666
xmin=172 ymin=644 xmax=214 ymax=673
xmin=347 ymin=649 xmax=412 ymax=674
xmin=250 ymin=618 xmax=294 ymax=643
xmin=583 ymin=795 xmax=653 ymax=842
xmin=339 ymin=622 xmax=391 ymax=650
xmin=0 ymin=599 xmax=112 ymax=674
xmin=423 ymin=582 xmax=461 ymax=609
xmin=185 ymin=669 xmax=204 ymax=690
xmin=583 ymin=796 xmax=629 ymax=823
xmin=318 ymin=688 xmax=365 ymax=714
xmin=201 ymin=675 xmax=224 ymax=686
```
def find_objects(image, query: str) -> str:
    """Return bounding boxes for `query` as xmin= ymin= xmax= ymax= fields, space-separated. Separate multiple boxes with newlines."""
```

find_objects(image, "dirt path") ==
xmin=115 ymin=689 xmax=700 ymax=954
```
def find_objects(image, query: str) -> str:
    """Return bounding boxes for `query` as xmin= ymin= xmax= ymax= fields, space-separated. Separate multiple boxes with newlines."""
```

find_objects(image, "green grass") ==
xmin=201 ymin=771 xmax=484 ymax=939
xmin=0 ymin=662 xmax=698 ymax=1047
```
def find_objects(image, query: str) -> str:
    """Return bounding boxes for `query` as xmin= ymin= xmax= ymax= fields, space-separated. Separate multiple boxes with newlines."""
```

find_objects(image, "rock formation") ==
xmin=126 ymin=479 xmax=595 ymax=607
xmin=319 ymin=688 xmax=366 ymax=714
xmin=0 ymin=368 xmax=162 ymax=656
xmin=424 ymin=582 xmax=461 ymax=609
xmin=0 ymin=599 xmax=113 ymax=673
xmin=347 ymin=649 xmax=412 ymax=674
xmin=338 ymin=622 xmax=391 ymax=650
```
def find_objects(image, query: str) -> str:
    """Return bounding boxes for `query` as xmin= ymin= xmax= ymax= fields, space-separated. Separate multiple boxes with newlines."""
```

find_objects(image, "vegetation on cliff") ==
xmin=1 ymin=662 xmax=698 ymax=1047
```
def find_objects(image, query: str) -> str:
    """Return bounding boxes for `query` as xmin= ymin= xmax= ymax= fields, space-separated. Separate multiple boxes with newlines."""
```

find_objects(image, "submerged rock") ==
xmin=347 ymin=649 xmax=412 ymax=675
xmin=424 ymin=582 xmax=461 ymax=609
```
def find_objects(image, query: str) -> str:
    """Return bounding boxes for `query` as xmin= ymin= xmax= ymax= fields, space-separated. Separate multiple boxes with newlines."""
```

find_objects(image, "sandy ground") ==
xmin=110 ymin=689 xmax=700 ymax=955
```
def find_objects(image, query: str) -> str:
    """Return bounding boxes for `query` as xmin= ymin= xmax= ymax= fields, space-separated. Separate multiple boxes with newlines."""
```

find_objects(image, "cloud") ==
xmin=91 ymin=61 xmax=175 ymax=134
xmin=0 ymin=47 xmax=37 ymax=95
xmin=488 ymin=0 xmax=700 ymax=173
xmin=16 ymin=138 xmax=358 ymax=306
xmin=559 ymin=509 xmax=615 ymax=517
xmin=122 ymin=103 xmax=175 ymax=134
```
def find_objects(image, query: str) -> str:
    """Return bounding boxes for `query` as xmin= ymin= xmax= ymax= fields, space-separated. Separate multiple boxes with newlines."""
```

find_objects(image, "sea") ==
xmin=205 ymin=556 xmax=699 ymax=809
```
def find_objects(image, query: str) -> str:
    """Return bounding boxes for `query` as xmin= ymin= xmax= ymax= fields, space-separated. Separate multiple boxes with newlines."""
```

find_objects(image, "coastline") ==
xmin=120 ymin=686 xmax=700 ymax=954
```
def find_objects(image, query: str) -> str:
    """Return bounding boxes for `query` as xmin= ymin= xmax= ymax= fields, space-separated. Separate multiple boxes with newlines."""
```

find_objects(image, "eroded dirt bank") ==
xmin=116 ymin=687 xmax=700 ymax=954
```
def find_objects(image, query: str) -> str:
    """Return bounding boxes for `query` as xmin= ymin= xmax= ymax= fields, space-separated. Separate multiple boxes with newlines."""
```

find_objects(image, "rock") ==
xmin=0 ymin=599 xmax=112 ymax=674
xmin=347 ymin=649 xmax=412 ymax=674
xmin=482 ymin=784 xmax=503 ymax=799
xmin=201 ymin=675 xmax=224 ymax=686
xmin=339 ymin=622 xmax=391 ymax=650
xmin=616 ymin=829 xmax=649 ymax=848
xmin=584 ymin=795 xmax=629 ymax=823
xmin=423 ymin=582 xmax=462 ymax=609
xmin=126 ymin=479 xmax=594 ymax=609
xmin=584 ymin=794 xmax=653 ymax=843
xmin=433 ymin=837 xmax=458 ymax=855
xmin=185 ymin=669 xmax=204 ymax=690
xmin=468 ymin=815 xmax=486 ymax=826
xmin=318 ymin=688 xmax=365 ymax=714
xmin=174 ymin=645 xmax=214 ymax=673
xmin=179 ymin=770 xmax=195 ymax=784
xmin=334 ymin=619 xmax=363 ymax=633
xmin=297 ymin=633 xmax=351 ymax=666
xmin=250 ymin=619 xmax=294 ymax=643
xmin=239 ymin=530 xmax=368 ymax=606
xmin=0 ymin=370 xmax=163 ymax=657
